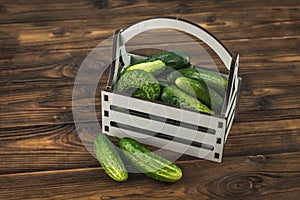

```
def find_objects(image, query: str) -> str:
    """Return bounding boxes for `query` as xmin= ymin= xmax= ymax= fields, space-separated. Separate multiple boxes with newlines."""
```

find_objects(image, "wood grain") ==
xmin=0 ymin=118 xmax=299 ymax=174
xmin=0 ymin=0 xmax=299 ymax=199
xmin=0 ymin=152 xmax=299 ymax=200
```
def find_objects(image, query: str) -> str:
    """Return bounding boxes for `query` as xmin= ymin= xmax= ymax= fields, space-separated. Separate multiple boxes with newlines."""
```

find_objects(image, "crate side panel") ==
xmin=109 ymin=92 xmax=221 ymax=130
xmin=101 ymin=91 xmax=114 ymax=136
xmin=110 ymin=110 xmax=218 ymax=145
xmin=109 ymin=126 xmax=220 ymax=162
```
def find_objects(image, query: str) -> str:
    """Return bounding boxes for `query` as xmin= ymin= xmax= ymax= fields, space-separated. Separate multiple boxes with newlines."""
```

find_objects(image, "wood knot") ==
xmin=0 ymin=5 xmax=6 ymax=13
xmin=246 ymin=155 xmax=267 ymax=165
xmin=52 ymin=29 xmax=68 ymax=36
xmin=100 ymin=196 xmax=111 ymax=200
xmin=94 ymin=0 xmax=108 ymax=9
xmin=219 ymin=174 xmax=257 ymax=197
xmin=258 ymin=96 xmax=271 ymax=109
xmin=207 ymin=173 xmax=263 ymax=198
xmin=206 ymin=16 xmax=216 ymax=22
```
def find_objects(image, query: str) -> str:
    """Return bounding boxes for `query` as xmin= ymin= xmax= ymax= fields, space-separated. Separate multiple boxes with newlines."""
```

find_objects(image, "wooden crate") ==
xmin=101 ymin=17 xmax=241 ymax=162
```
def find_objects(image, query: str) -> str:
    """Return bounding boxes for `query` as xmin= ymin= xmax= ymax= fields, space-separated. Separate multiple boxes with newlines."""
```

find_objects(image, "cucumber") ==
xmin=168 ymin=67 xmax=228 ymax=96
xmin=175 ymin=77 xmax=223 ymax=113
xmin=161 ymin=86 xmax=214 ymax=114
xmin=94 ymin=134 xmax=128 ymax=182
xmin=119 ymin=137 xmax=182 ymax=182
xmin=123 ymin=60 xmax=166 ymax=76
xmin=134 ymin=50 xmax=190 ymax=70
xmin=116 ymin=69 xmax=161 ymax=100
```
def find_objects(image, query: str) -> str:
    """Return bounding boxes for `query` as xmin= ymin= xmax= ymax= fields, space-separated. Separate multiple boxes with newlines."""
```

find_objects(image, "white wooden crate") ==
xmin=101 ymin=17 xmax=241 ymax=162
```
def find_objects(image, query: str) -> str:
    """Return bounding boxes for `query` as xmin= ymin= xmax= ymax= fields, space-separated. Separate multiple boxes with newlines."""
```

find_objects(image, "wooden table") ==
xmin=1 ymin=0 xmax=299 ymax=199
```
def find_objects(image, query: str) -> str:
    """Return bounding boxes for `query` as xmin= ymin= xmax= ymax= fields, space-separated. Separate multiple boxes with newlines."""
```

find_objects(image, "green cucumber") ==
xmin=116 ymin=69 xmax=161 ymax=100
xmin=175 ymin=77 xmax=223 ymax=113
xmin=119 ymin=137 xmax=182 ymax=182
xmin=134 ymin=50 xmax=190 ymax=70
xmin=168 ymin=67 xmax=228 ymax=96
xmin=161 ymin=86 xmax=214 ymax=114
xmin=123 ymin=60 xmax=166 ymax=76
xmin=94 ymin=134 xmax=128 ymax=182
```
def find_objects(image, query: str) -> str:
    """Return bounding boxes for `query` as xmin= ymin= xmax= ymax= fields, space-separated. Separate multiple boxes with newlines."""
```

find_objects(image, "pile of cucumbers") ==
xmin=95 ymin=51 xmax=229 ymax=183
xmin=116 ymin=50 xmax=228 ymax=114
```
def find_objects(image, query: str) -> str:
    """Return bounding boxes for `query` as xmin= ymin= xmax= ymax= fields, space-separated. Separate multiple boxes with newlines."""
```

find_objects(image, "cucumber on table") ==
xmin=168 ymin=67 xmax=228 ymax=96
xmin=94 ymin=134 xmax=128 ymax=182
xmin=119 ymin=137 xmax=182 ymax=182
xmin=161 ymin=86 xmax=214 ymax=114
xmin=116 ymin=69 xmax=161 ymax=100
xmin=175 ymin=77 xmax=223 ymax=113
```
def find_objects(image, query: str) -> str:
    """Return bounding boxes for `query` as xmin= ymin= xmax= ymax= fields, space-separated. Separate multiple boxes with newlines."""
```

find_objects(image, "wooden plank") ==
xmin=1 ymin=33 xmax=299 ymax=62
xmin=1 ymin=37 xmax=299 ymax=165
xmin=0 ymin=12 xmax=299 ymax=46
xmin=0 ymin=152 xmax=299 ymax=200
xmin=1 ymin=52 xmax=299 ymax=84
xmin=1 ymin=62 xmax=300 ymax=128
xmin=1 ymin=86 xmax=300 ymax=127
xmin=0 ymin=118 xmax=299 ymax=174
xmin=0 ymin=124 xmax=96 ymax=174
xmin=225 ymin=119 xmax=300 ymax=156
xmin=0 ymin=1 xmax=299 ymax=59
xmin=0 ymin=0 xmax=299 ymax=25
xmin=1 ymin=87 xmax=299 ymax=128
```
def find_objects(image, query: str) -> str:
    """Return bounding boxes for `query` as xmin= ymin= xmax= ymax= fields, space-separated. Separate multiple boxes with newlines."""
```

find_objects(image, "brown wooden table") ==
xmin=1 ymin=0 xmax=299 ymax=199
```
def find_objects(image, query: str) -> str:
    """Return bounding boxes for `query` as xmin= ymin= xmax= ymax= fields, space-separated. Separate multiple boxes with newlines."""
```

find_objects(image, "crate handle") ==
xmin=222 ymin=54 xmax=239 ymax=116
xmin=106 ymin=29 xmax=120 ymax=90
xmin=118 ymin=17 xmax=233 ymax=70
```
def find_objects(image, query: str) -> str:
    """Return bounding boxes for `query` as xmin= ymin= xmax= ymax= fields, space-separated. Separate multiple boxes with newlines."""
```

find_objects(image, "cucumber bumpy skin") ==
xmin=168 ymin=67 xmax=228 ymax=96
xmin=116 ymin=69 xmax=161 ymax=100
xmin=161 ymin=86 xmax=214 ymax=114
xmin=175 ymin=77 xmax=223 ymax=113
xmin=123 ymin=60 xmax=166 ymax=76
xmin=94 ymin=134 xmax=128 ymax=182
xmin=119 ymin=137 xmax=182 ymax=182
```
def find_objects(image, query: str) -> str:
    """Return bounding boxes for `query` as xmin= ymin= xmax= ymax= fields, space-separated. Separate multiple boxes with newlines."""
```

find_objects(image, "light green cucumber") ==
xmin=119 ymin=137 xmax=182 ymax=182
xmin=94 ymin=134 xmax=128 ymax=182
xmin=175 ymin=77 xmax=223 ymax=113
xmin=168 ymin=67 xmax=228 ymax=96
xmin=124 ymin=60 xmax=166 ymax=76
xmin=160 ymin=86 xmax=214 ymax=114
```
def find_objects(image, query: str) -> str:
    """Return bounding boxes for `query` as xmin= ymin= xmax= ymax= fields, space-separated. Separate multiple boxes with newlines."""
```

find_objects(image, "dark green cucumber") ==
xmin=123 ymin=60 xmax=166 ymax=76
xmin=161 ymin=86 xmax=214 ymax=114
xmin=134 ymin=50 xmax=190 ymax=70
xmin=116 ymin=69 xmax=161 ymax=100
xmin=175 ymin=77 xmax=223 ymax=113
xmin=168 ymin=67 xmax=228 ymax=96
xmin=94 ymin=134 xmax=128 ymax=182
xmin=119 ymin=137 xmax=182 ymax=182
